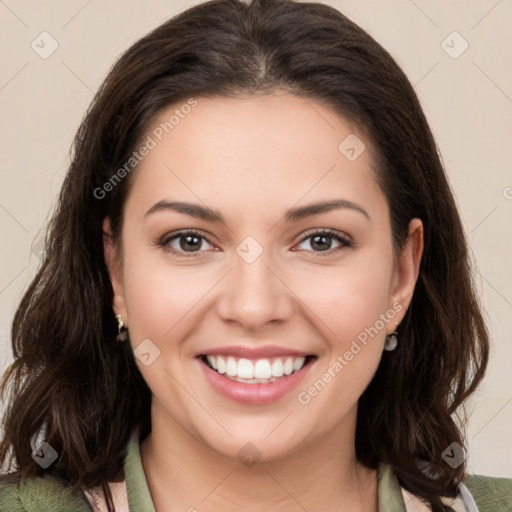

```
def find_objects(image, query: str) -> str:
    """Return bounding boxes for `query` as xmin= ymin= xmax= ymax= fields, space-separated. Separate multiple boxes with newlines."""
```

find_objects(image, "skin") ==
xmin=104 ymin=90 xmax=423 ymax=512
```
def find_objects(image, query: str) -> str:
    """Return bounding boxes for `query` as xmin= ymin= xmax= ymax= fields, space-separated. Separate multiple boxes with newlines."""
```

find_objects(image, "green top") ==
xmin=0 ymin=430 xmax=511 ymax=511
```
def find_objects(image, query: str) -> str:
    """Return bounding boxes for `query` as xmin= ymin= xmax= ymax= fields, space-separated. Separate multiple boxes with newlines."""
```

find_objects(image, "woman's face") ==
xmin=105 ymin=91 xmax=422 ymax=461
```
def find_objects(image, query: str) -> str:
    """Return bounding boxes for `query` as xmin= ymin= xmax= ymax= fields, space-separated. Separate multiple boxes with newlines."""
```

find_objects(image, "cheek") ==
xmin=294 ymin=260 xmax=394 ymax=429
xmin=118 ymin=237 xmax=194 ymax=345
xmin=119 ymin=214 xmax=220 ymax=334
xmin=289 ymin=253 xmax=394 ymax=352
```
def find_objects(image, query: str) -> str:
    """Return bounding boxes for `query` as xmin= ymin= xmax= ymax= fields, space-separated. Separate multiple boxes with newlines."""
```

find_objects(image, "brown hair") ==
xmin=0 ymin=1 xmax=489 ymax=510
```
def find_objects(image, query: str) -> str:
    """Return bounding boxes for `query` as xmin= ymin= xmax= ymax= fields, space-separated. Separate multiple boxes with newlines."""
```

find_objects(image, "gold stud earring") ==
xmin=115 ymin=314 xmax=128 ymax=342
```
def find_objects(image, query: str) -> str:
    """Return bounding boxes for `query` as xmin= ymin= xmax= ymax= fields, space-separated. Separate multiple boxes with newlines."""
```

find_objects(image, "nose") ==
xmin=216 ymin=247 xmax=294 ymax=331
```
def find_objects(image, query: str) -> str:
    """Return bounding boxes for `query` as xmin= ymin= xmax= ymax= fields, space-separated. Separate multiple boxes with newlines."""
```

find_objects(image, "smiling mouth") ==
xmin=199 ymin=354 xmax=317 ymax=384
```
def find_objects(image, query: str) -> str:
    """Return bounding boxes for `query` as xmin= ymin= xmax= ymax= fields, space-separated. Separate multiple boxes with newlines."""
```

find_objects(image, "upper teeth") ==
xmin=206 ymin=355 xmax=306 ymax=379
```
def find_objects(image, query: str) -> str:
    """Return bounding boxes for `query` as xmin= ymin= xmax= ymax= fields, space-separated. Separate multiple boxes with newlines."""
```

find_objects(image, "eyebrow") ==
xmin=144 ymin=198 xmax=371 ymax=224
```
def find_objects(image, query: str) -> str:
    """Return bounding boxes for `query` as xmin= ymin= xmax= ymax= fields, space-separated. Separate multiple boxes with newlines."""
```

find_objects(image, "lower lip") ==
xmin=198 ymin=357 xmax=315 ymax=405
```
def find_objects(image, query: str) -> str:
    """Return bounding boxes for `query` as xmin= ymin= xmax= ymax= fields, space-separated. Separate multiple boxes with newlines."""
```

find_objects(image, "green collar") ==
xmin=6 ymin=428 xmax=510 ymax=510
xmin=124 ymin=429 xmax=156 ymax=511
xmin=123 ymin=429 xmax=407 ymax=511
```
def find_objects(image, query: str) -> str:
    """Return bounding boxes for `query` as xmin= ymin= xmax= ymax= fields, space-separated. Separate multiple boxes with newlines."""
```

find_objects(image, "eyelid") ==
xmin=297 ymin=227 xmax=352 ymax=244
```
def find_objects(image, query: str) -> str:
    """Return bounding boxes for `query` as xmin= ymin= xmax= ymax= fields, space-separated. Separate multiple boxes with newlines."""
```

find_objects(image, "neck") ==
xmin=140 ymin=404 xmax=378 ymax=512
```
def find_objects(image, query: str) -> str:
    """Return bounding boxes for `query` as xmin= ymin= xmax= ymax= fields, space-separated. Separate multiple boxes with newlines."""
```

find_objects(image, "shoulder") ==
xmin=0 ymin=473 xmax=25 ymax=510
xmin=463 ymin=472 xmax=512 ymax=511
xmin=0 ymin=472 xmax=92 ymax=512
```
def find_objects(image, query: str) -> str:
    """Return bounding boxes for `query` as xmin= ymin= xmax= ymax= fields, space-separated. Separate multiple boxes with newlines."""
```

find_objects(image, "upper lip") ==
xmin=198 ymin=345 xmax=313 ymax=359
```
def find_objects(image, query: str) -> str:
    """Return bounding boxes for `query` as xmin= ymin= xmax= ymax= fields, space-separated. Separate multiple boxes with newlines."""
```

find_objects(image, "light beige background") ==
xmin=0 ymin=0 xmax=511 ymax=477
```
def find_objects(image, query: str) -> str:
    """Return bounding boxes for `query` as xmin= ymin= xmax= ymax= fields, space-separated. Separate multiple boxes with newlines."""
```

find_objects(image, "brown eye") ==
xmin=159 ymin=230 xmax=215 ymax=257
xmin=295 ymin=230 xmax=351 ymax=255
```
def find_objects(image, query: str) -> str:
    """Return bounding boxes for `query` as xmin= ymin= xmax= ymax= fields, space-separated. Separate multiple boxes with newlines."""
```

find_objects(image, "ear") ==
xmin=387 ymin=218 xmax=424 ymax=333
xmin=103 ymin=217 xmax=128 ymax=323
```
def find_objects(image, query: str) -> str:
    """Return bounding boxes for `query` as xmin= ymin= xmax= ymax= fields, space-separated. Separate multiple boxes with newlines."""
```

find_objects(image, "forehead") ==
xmin=125 ymin=91 xmax=387 ymax=224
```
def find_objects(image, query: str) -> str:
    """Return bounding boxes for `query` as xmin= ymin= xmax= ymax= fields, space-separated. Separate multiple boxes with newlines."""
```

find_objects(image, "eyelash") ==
xmin=158 ymin=229 xmax=352 ymax=259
